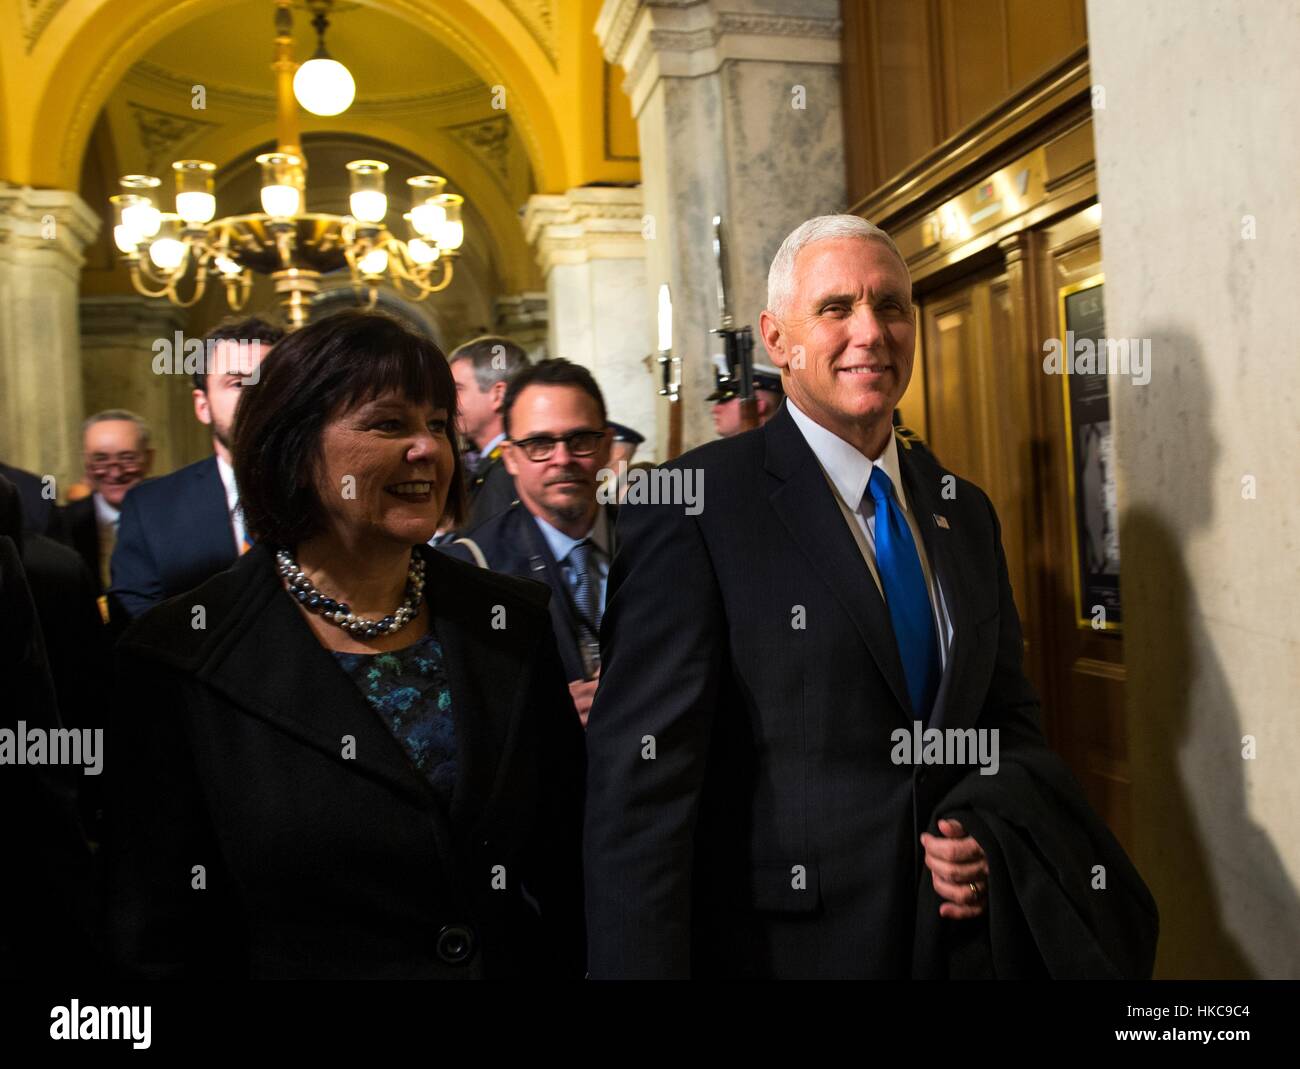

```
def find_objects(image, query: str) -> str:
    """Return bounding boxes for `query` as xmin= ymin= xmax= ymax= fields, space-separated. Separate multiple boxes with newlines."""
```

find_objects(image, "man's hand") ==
xmin=568 ymin=670 xmax=600 ymax=728
xmin=921 ymin=817 xmax=989 ymax=919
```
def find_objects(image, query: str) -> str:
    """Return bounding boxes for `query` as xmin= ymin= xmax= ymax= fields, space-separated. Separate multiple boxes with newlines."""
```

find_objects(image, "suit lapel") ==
xmin=764 ymin=407 xmax=913 ymax=719
xmin=516 ymin=508 xmax=586 ymax=680
xmin=896 ymin=441 xmax=976 ymax=730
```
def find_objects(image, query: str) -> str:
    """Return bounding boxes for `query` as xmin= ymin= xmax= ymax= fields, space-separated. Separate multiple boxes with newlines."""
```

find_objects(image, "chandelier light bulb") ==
xmin=350 ymin=190 xmax=387 ymax=225
xmin=177 ymin=191 xmax=216 ymax=226
xmin=407 ymin=238 xmax=439 ymax=265
xmin=112 ymin=225 xmax=138 ymax=254
xmin=261 ymin=184 xmax=301 ymax=220
xmin=213 ymin=254 xmax=243 ymax=277
xmin=409 ymin=201 xmax=446 ymax=238
xmin=148 ymin=238 xmax=186 ymax=271
xmin=294 ymin=57 xmax=356 ymax=116
xmin=121 ymin=200 xmax=161 ymax=239
xmin=358 ymin=248 xmax=388 ymax=275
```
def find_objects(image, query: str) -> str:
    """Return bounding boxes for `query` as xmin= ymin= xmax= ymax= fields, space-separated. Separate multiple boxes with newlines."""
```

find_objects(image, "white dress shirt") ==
xmin=786 ymin=398 xmax=953 ymax=666
xmin=215 ymin=453 xmax=246 ymax=553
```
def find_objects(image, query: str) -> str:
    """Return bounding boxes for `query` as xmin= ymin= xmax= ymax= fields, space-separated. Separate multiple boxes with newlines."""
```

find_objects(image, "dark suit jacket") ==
xmin=439 ymin=501 xmax=617 ymax=683
xmin=464 ymin=450 xmax=517 ymax=530
xmin=0 ymin=536 xmax=99 ymax=978
xmin=59 ymin=495 xmax=102 ymax=595
xmin=109 ymin=456 xmax=236 ymax=621
xmin=0 ymin=462 xmax=57 ymax=535
xmin=584 ymin=402 xmax=1148 ymax=978
xmin=107 ymin=543 xmax=586 ymax=979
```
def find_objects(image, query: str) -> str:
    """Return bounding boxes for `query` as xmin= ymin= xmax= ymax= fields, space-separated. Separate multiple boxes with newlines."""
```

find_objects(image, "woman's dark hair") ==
xmin=232 ymin=309 xmax=466 ymax=546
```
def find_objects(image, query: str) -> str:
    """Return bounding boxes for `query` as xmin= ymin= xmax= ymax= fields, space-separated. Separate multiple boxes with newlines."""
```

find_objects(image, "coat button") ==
xmin=436 ymin=924 xmax=476 ymax=965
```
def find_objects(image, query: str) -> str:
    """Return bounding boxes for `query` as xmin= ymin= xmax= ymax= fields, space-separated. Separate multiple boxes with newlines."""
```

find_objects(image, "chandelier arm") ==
xmin=421 ymin=257 xmax=455 ymax=294
xmin=127 ymin=262 xmax=174 ymax=299
xmin=163 ymin=263 xmax=211 ymax=309
xmin=224 ymin=274 xmax=253 ymax=312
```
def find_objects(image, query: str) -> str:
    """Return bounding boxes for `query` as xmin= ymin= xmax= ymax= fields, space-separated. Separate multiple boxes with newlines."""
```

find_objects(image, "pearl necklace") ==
xmin=276 ymin=547 xmax=426 ymax=639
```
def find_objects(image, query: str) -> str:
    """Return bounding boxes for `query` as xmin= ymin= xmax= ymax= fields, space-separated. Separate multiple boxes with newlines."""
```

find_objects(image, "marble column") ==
xmin=523 ymin=186 xmax=655 ymax=455
xmin=79 ymin=295 xmax=207 ymax=476
xmin=0 ymin=186 xmax=100 ymax=494
xmin=597 ymin=0 xmax=845 ymax=453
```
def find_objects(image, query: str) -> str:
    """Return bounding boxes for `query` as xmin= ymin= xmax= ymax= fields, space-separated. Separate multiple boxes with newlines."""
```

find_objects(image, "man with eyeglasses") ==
xmin=439 ymin=358 xmax=614 ymax=727
xmin=109 ymin=317 xmax=283 ymax=621
xmin=59 ymin=410 xmax=154 ymax=595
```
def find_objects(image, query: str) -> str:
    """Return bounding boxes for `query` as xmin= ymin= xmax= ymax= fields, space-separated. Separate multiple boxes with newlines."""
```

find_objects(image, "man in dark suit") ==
xmin=109 ymin=317 xmax=282 ymax=621
xmin=448 ymin=335 xmax=530 ymax=529
xmin=440 ymin=359 xmax=615 ymax=727
xmin=60 ymin=409 xmax=154 ymax=595
xmin=584 ymin=215 xmax=1155 ymax=979
xmin=1 ymin=473 xmax=110 ymax=837
xmin=0 ymin=461 xmax=58 ymax=535
xmin=0 ymin=480 xmax=100 ymax=976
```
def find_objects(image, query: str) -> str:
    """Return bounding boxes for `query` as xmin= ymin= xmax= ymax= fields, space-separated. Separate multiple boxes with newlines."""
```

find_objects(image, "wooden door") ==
xmin=911 ymin=213 xmax=1131 ymax=848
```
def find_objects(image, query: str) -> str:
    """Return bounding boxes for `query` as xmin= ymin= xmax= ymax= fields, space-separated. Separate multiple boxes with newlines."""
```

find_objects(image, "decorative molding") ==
xmin=601 ymin=1 xmax=842 ymax=116
xmin=126 ymin=100 xmax=221 ymax=174
xmin=23 ymin=0 xmax=71 ymax=52
xmin=523 ymin=187 xmax=646 ymax=271
xmin=0 ymin=186 xmax=101 ymax=273
xmin=444 ymin=114 xmax=513 ymax=187
xmin=502 ymin=0 xmax=557 ymax=66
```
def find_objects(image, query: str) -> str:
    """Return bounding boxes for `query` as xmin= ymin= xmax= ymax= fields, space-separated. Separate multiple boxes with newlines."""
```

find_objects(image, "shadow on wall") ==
xmin=1121 ymin=331 xmax=1299 ymax=979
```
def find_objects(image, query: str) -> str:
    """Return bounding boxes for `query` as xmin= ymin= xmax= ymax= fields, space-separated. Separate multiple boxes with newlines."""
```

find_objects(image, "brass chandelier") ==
xmin=107 ymin=1 xmax=464 ymax=328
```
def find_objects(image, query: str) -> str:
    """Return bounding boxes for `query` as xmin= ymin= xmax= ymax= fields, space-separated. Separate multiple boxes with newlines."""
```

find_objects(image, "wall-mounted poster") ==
xmin=1058 ymin=273 xmax=1121 ymax=631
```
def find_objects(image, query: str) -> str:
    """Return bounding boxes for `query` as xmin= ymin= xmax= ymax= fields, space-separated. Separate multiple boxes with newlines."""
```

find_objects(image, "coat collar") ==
xmin=123 ymin=543 xmax=537 ymax=843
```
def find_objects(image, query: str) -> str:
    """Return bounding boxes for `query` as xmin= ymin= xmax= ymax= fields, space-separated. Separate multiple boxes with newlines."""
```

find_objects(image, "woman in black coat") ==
xmin=107 ymin=310 xmax=585 ymax=979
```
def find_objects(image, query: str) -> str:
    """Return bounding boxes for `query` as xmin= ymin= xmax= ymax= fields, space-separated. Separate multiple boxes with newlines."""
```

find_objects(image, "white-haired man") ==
xmin=584 ymin=214 xmax=1156 ymax=979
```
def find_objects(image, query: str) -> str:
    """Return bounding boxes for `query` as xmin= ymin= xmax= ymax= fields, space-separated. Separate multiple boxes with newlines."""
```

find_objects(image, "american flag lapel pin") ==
xmin=934 ymin=514 xmax=950 ymax=529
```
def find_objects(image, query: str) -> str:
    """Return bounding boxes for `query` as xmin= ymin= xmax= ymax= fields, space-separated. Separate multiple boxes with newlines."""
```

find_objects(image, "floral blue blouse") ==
xmin=332 ymin=630 xmax=458 ymax=807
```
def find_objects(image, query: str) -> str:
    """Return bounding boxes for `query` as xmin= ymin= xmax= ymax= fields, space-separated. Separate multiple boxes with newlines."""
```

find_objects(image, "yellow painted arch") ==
xmin=20 ymin=0 xmax=573 ymax=193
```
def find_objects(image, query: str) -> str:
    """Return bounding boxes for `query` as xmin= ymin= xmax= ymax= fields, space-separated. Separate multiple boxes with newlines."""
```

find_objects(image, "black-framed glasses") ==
xmin=510 ymin=429 xmax=606 ymax=462
xmin=85 ymin=452 xmax=145 ymax=475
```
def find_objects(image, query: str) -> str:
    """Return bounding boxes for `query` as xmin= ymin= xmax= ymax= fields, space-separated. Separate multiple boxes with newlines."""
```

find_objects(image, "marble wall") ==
xmin=1089 ymin=0 xmax=1300 ymax=978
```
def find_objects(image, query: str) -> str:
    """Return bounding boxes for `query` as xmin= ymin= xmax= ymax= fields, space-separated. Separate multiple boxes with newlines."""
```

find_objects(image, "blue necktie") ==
xmin=866 ymin=466 xmax=940 ymax=719
xmin=567 ymin=539 xmax=600 ymax=632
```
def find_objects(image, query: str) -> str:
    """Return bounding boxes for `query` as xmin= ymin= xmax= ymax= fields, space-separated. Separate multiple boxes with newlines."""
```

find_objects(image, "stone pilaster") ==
xmin=597 ymin=0 xmax=845 ymax=452
xmin=523 ymin=186 xmax=655 ymax=455
xmin=0 ymin=186 xmax=100 ymax=493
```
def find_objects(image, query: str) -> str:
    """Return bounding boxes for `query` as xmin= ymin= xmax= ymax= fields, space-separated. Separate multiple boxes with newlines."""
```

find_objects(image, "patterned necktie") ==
xmin=567 ymin=538 xmax=600 ymax=632
xmin=866 ymin=466 xmax=940 ymax=719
